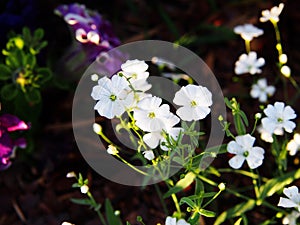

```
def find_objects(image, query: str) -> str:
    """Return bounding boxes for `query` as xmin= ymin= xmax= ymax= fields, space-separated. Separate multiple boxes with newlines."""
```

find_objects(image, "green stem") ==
xmin=218 ymin=168 xmax=268 ymax=182
xmin=154 ymin=184 xmax=169 ymax=215
xmin=115 ymin=154 xmax=149 ymax=176
xmin=87 ymin=192 xmax=108 ymax=225
xmin=250 ymin=169 xmax=260 ymax=199
xmin=272 ymin=21 xmax=282 ymax=56
xmin=171 ymin=193 xmax=182 ymax=215
xmin=245 ymin=40 xmax=251 ymax=53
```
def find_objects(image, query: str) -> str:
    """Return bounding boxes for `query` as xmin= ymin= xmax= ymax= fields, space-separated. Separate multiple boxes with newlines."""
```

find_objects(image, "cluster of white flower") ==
xmin=91 ymin=59 xmax=213 ymax=161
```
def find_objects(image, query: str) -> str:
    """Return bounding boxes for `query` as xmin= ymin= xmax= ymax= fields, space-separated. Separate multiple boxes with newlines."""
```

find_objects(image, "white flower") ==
xmin=120 ymin=59 xmax=152 ymax=92
xmin=227 ymin=134 xmax=265 ymax=169
xmin=151 ymin=57 xmax=176 ymax=70
xmin=282 ymin=210 xmax=300 ymax=225
xmin=173 ymin=84 xmax=212 ymax=121
xmin=250 ymin=78 xmax=275 ymax=102
xmin=260 ymin=3 xmax=284 ymax=23
xmin=287 ymin=134 xmax=300 ymax=156
xmin=262 ymin=102 xmax=296 ymax=135
xmin=91 ymin=74 xmax=99 ymax=81
xmin=91 ymin=75 xmax=134 ymax=119
xmin=80 ymin=184 xmax=89 ymax=194
xmin=258 ymin=125 xmax=275 ymax=143
xmin=165 ymin=216 xmax=190 ymax=225
xmin=278 ymin=186 xmax=300 ymax=212
xmin=75 ymin=29 xmax=100 ymax=45
xmin=107 ymin=145 xmax=119 ymax=155
xmin=134 ymin=96 xmax=178 ymax=132
xmin=233 ymin=24 xmax=264 ymax=41
xmin=235 ymin=51 xmax=265 ymax=75
xmin=143 ymin=150 xmax=155 ymax=160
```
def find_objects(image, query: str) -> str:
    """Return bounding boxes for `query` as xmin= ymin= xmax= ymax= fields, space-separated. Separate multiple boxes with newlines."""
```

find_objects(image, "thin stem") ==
xmin=87 ymin=192 xmax=108 ymax=225
xmin=272 ymin=21 xmax=282 ymax=56
xmin=115 ymin=154 xmax=149 ymax=176
xmin=218 ymin=168 xmax=268 ymax=182
xmin=99 ymin=131 xmax=112 ymax=145
xmin=154 ymin=184 xmax=169 ymax=215
xmin=250 ymin=169 xmax=260 ymax=199
xmin=202 ymin=188 xmax=223 ymax=208
xmin=245 ymin=40 xmax=251 ymax=53
xmin=171 ymin=193 xmax=182 ymax=215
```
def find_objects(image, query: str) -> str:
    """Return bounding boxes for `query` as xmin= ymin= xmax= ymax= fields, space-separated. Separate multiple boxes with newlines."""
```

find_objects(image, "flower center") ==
xmin=110 ymin=94 xmax=117 ymax=101
xmin=148 ymin=112 xmax=156 ymax=118
xmin=243 ymin=151 xmax=249 ymax=157
xmin=277 ymin=117 xmax=283 ymax=123
xmin=191 ymin=100 xmax=197 ymax=107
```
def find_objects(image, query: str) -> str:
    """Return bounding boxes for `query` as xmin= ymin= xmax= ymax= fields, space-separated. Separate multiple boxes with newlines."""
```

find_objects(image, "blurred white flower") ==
xmin=165 ymin=216 xmax=190 ymax=225
xmin=151 ymin=57 xmax=176 ymax=70
xmin=287 ymin=134 xmax=300 ymax=156
xmin=91 ymin=74 xmax=99 ymax=81
xmin=143 ymin=150 xmax=155 ymax=160
xmin=121 ymin=59 xmax=148 ymax=74
xmin=278 ymin=186 xmax=300 ymax=212
xmin=258 ymin=125 xmax=274 ymax=143
xmin=260 ymin=3 xmax=284 ymax=23
xmin=282 ymin=210 xmax=300 ymax=225
xmin=91 ymin=75 xmax=134 ymax=119
xmin=234 ymin=24 xmax=264 ymax=41
xmin=235 ymin=51 xmax=265 ymax=75
xmin=80 ymin=184 xmax=89 ymax=194
xmin=173 ymin=84 xmax=212 ymax=121
xmin=250 ymin=78 xmax=275 ymax=102
xmin=61 ymin=222 xmax=75 ymax=225
xmin=227 ymin=134 xmax=265 ymax=169
xmin=107 ymin=145 xmax=119 ymax=155
xmin=66 ymin=171 xmax=76 ymax=178
xmin=262 ymin=102 xmax=296 ymax=135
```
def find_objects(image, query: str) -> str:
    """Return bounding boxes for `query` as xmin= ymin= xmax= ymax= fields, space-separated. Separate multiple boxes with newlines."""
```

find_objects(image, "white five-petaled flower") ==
xmin=165 ymin=216 xmax=190 ymax=225
xmin=286 ymin=134 xmax=300 ymax=156
xmin=91 ymin=75 xmax=134 ymax=119
xmin=173 ymin=84 xmax=212 ymax=121
xmin=282 ymin=210 xmax=300 ymax=225
xmin=143 ymin=150 xmax=155 ymax=160
xmin=120 ymin=59 xmax=152 ymax=92
xmin=260 ymin=3 xmax=284 ymax=23
xmin=234 ymin=24 xmax=264 ymax=41
xmin=235 ymin=51 xmax=265 ymax=75
xmin=250 ymin=78 xmax=275 ymax=102
xmin=262 ymin=102 xmax=297 ymax=135
xmin=278 ymin=186 xmax=300 ymax=212
xmin=227 ymin=134 xmax=265 ymax=169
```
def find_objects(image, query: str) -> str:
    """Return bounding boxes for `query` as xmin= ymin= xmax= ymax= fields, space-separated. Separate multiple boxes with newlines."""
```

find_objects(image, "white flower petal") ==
xmin=229 ymin=155 xmax=245 ymax=169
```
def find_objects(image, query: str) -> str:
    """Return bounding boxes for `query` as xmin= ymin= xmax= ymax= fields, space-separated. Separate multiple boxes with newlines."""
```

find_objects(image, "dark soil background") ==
xmin=1 ymin=0 xmax=300 ymax=224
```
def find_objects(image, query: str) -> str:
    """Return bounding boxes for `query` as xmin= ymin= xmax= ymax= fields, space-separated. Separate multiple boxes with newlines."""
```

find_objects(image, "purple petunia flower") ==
xmin=54 ymin=3 xmax=126 ymax=78
xmin=0 ymin=114 xmax=30 ymax=170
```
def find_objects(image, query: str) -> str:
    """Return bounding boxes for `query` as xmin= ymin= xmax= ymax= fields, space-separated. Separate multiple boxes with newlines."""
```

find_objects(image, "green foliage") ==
xmin=0 ymin=27 xmax=52 ymax=106
xmin=105 ymin=199 xmax=122 ymax=225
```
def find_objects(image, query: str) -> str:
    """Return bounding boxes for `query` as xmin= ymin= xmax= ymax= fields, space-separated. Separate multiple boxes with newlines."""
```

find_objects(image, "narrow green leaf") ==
xmin=22 ymin=27 xmax=31 ymax=43
xmin=259 ymin=168 xmax=300 ymax=200
xmin=214 ymin=200 xmax=255 ymax=225
xmin=199 ymin=208 xmax=216 ymax=217
xmin=70 ymin=198 xmax=93 ymax=206
xmin=179 ymin=197 xmax=196 ymax=208
xmin=105 ymin=199 xmax=122 ymax=225
xmin=1 ymin=83 xmax=18 ymax=101
xmin=34 ymin=28 xmax=44 ymax=40
xmin=25 ymin=54 xmax=36 ymax=68
xmin=163 ymin=172 xmax=196 ymax=198
xmin=36 ymin=68 xmax=52 ymax=84
xmin=0 ymin=64 xmax=12 ymax=80
xmin=234 ymin=218 xmax=242 ymax=225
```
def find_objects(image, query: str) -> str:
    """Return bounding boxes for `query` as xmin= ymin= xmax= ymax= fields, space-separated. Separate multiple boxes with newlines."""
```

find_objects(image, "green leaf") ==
xmin=199 ymin=208 xmax=216 ymax=217
xmin=5 ymin=53 xmax=20 ymax=68
xmin=1 ymin=83 xmax=18 ymax=101
xmin=234 ymin=218 xmax=243 ymax=225
xmin=163 ymin=172 xmax=196 ymax=198
xmin=179 ymin=197 xmax=196 ymax=208
xmin=22 ymin=27 xmax=31 ymax=43
xmin=0 ymin=64 xmax=12 ymax=80
xmin=70 ymin=198 xmax=93 ymax=206
xmin=25 ymin=54 xmax=36 ymax=68
xmin=34 ymin=28 xmax=44 ymax=41
xmin=105 ymin=199 xmax=122 ymax=225
xmin=259 ymin=168 xmax=300 ymax=200
xmin=36 ymin=68 xmax=52 ymax=84
xmin=25 ymin=89 xmax=41 ymax=104
xmin=126 ymin=222 xmax=132 ymax=225
xmin=214 ymin=200 xmax=255 ymax=225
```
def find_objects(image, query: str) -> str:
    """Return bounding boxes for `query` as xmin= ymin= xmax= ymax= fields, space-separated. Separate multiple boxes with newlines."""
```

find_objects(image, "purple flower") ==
xmin=55 ymin=3 xmax=125 ymax=77
xmin=0 ymin=114 xmax=29 ymax=170
xmin=55 ymin=3 xmax=120 ymax=49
